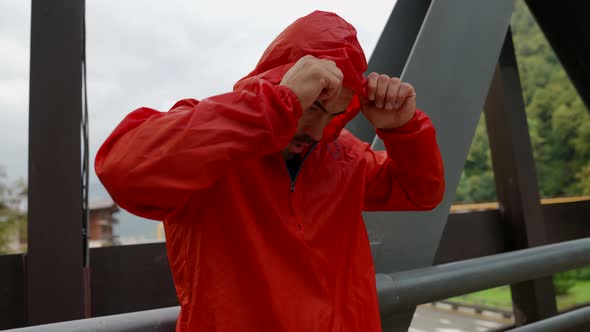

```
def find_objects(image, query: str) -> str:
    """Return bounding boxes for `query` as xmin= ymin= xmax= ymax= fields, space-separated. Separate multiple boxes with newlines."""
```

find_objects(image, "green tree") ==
xmin=511 ymin=0 xmax=589 ymax=199
xmin=455 ymin=114 xmax=496 ymax=203
xmin=574 ymin=164 xmax=590 ymax=195
xmin=553 ymin=271 xmax=576 ymax=296
xmin=456 ymin=0 xmax=590 ymax=202
xmin=456 ymin=0 xmax=590 ymax=299
xmin=0 ymin=167 xmax=27 ymax=254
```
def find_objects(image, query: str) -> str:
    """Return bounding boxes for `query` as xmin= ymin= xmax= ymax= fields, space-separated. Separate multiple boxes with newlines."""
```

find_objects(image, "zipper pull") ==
xmin=290 ymin=182 xmax=295 ymax=192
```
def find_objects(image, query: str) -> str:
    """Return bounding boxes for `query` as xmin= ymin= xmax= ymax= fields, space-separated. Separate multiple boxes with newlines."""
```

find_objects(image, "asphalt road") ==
xmin=409 ymin=305 xmax=510 ymax=332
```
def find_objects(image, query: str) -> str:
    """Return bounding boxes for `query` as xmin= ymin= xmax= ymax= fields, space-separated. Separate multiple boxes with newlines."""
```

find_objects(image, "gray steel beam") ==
xmin=27 ymin=0 xmax=88 ymax=324
xmin=377 ymin=237 xmax=590 ymax=314
xmin=346 ymin=1 xmax=433 ymax=328
xmin=359 ymin=0 xmax=514 ymax=330
xmin=365 ymin=0 xmax=514 ymax=272
xmin=484 ymin=30 xmax=557 ymax=324
xmin=345 ymin=0 xmax=432 ymax=143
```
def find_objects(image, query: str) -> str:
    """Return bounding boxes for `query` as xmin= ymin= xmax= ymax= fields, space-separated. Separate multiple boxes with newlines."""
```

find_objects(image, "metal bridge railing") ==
xmin=377 ymin=237 xmax=590 ymax=314
xmin=1 ymin=307 xmax=179 ymax=332
xmin=3 ymin=237 xmax=590 ymax=332
xmin=508 ymin=305 xmax=590 ymax=332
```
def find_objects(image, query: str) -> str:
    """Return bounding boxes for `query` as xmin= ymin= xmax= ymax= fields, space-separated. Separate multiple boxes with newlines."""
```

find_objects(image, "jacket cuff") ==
xmin=376 ymin=109 xmax=427 ymax=139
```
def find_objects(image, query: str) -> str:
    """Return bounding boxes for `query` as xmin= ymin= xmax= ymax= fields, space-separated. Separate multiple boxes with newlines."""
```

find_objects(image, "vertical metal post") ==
xmin=484 ymin=29 xmax=557 ymax=325
xmin=27 ymin=0 xmax=88 ymax=324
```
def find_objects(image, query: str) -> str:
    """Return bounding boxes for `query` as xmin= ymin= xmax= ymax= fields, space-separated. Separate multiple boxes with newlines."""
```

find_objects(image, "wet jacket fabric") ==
xmin=95 ymin=11 xmax=445 ymax=332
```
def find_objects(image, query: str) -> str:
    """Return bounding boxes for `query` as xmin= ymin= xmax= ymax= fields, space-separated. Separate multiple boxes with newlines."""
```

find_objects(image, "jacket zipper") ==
xmin=286 ymin=143 xmax=317 ymax=192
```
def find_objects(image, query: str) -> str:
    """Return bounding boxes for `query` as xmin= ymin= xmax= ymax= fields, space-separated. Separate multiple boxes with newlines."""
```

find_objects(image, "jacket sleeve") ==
xmin=362 ymin=110 xmax=445 ymax=211
xmin=95 ymin=81 xmax=302 ymax=221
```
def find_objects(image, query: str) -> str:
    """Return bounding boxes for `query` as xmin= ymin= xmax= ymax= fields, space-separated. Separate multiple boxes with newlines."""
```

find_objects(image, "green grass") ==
xmin=449 ymin=286 xmax=513 ymax=310
xmin=556 ymin=281 xmax=590 ymax=311
xmin=447 ymin=281 xmax=590 ymax=312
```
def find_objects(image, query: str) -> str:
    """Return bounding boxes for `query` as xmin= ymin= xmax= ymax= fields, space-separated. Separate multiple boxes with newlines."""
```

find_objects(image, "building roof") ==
xmin=89 ymin=199 xmax=118 ymax=211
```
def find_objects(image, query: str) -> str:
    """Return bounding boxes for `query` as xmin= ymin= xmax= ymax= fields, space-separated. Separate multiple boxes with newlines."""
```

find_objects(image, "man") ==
xmin=96 ymin=10 xmax=444 ymax=332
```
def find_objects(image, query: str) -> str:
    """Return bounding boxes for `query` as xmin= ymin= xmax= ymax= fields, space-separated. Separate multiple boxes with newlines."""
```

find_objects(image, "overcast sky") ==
xmin=0 ymin=0 xmax=397 ymax=188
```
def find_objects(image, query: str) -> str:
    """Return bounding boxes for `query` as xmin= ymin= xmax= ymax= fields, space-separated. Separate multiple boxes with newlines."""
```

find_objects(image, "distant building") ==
xmin=88 ymin=199 xmax=119 ymax=247
xmin=2 ymin=198 xmax=121 ymax=253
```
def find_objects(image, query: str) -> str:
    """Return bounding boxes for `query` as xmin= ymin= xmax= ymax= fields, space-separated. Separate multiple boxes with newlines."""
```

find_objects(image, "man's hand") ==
xmin=280 ymin=55 xmax=344 ymax=111
xmin=362 ymin=72 xmax=417 ymax=130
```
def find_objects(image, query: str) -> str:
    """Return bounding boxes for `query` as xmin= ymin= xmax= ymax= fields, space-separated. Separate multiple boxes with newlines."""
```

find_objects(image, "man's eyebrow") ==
xmin=313 ymin=101 xmax=346 ymax=116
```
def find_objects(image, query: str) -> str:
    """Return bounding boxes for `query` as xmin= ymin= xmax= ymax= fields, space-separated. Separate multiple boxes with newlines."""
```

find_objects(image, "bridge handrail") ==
xmin=3 ymin=237 xmax=590 ymax=332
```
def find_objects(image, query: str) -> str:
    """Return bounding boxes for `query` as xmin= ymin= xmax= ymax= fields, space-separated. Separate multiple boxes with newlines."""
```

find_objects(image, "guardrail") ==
xmin=1 ymin=307 xmax=178 ymax=332
xmin=508 ymin=305 xmax=590 ymax=332
xmin=3 ymin=237 xmax=590 ymax=332
xmin=377 ymin=237 xmax=590 ymax=314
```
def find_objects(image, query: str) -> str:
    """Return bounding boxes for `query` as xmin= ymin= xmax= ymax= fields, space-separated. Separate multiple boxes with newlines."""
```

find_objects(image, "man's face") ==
xmin=283 ymin=88 xmax=354 ymax=159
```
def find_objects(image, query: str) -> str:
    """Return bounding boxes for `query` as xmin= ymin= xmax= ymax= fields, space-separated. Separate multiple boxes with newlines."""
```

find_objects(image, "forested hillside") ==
xmin=455 ymin=0 xmax=590 ymax=203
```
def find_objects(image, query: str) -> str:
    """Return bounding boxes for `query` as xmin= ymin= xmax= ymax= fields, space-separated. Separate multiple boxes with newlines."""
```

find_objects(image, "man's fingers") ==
xmin=368 ymin=74 xmax=402 ymax=109
xmin=318 ymin=75 xmax=342 ymax=103
xmin=362 ymin=74 xmax=417 ymax=129
xmin=375 ymin=74 xmax=391 ymax=108
xmin=318 ymin=61 xmax=343 ymax=103
xmin=385 ymin=78 xmax=401 ymax=110
xmin=279 ymin=56 xmax=344 ymax=110
xmin=396 ymin=83 xmax=416 ymax=109
xmin=367 ymin=72 xmax=379 ymax=101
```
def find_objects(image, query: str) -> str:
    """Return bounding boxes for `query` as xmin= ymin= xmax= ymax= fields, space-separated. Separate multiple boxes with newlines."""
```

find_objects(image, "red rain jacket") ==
xmin=96 ymin=11 xmax=444 ymax=332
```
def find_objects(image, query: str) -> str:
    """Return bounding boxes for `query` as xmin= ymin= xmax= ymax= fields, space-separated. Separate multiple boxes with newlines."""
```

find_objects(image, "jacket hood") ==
xmin=233 ymin=11 xmax=368 ymax=142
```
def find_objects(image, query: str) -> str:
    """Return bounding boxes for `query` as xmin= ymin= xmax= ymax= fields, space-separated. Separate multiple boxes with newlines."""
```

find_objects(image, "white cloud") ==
xmin=0 ymin=39 xmax=29 ymax=80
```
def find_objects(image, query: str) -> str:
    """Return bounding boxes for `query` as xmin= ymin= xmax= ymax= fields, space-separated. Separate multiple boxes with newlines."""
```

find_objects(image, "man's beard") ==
xmin=282 ymin=134 xmax=318 ymax=160
xmin=291 ymin=134 xmax=317 ymax=145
